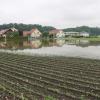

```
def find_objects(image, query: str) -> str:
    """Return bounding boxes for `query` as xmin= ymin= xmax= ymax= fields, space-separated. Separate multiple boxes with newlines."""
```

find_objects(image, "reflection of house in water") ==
xmin=23 ymin=40 xmax=42 ymax=49
xmin=23 ymin=41 xmax=31 ymax=48
xmin=0 ymin=41 xmax=7 ymax=48
xmin=66 ymin=39 xmax=90 ymax=47
xmin=49 ymin=39 xmax=56 ymax=46
xmin=30 ymin=40 xmax=42 ymax=48
xmin=56 ymin=39 xmax=65 ymax=46
xmin=0 ymin=39 xmax=20 ymax=49
xmin=79 ymin=40 xmax=90 ymax=44
xmin=0 ymin=37 xmax=7 ymax=49
xmin=6 ymin=41 xmax=20 ymax=50
xmin=66 ymin=39 xmax=80 ymax=45
xmin=77 ymin=40 xmax=90 ymax=47
xmin=49 ymin=39 xmax=65 ymax=47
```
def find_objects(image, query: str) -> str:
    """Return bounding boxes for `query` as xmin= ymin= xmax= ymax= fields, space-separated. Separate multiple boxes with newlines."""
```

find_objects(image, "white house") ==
xmin=49 ymin=29 xmax=65 ymax=38
xmin=65 ymin=32 xmax=80 ymax=37
xmin=80 ymin=32 xmax=90 ymax=37
xmin=23 ymin=28 xmax=42 ymax=38
xmin=65 ymin=31 xmax=90 ymax=37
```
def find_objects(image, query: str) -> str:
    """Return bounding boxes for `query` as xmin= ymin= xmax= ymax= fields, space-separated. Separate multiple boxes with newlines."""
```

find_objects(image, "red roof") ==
xmin=23 ymin=28 xmax=35 ymax=36
xmin=23 ymin=31 xmax=31 ymax=35
xmin=30 ymin=28 xmax=37 ymax=32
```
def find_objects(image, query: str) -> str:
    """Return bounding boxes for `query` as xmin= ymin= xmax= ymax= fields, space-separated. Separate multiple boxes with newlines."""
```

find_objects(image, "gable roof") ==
xmin=30 ymin=28 xmax=37 ymax=33
xmin=10 ymin=27 xmax=18 ymax=32
xmin=0 ymin=29 xmax=8 ymax=35
xmin=0 ymin=28 xmax=18 ymax=35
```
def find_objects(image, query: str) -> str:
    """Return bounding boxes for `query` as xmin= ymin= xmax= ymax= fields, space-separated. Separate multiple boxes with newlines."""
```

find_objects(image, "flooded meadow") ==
xmin=0 ymin=38 xmax=100 ymax=59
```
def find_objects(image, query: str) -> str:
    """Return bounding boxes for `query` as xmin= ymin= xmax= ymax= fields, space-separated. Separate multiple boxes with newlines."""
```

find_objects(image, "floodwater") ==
xmin=0 ymin=38 xmax=100 ymax=59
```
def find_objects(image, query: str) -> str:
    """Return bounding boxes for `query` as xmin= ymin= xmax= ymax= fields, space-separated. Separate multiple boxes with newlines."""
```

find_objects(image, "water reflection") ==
xmin=48 ymin=39 xmax=65 ymax=47
xmin=0 ymin=41 xmax=7 ymax=48
xmin=0 ymin=38 xmax=100 ymax=50
xmin=23 ymin=40 xmax=42 ymax=49
xmin=0 ymin=38 xmax=100 ymax=59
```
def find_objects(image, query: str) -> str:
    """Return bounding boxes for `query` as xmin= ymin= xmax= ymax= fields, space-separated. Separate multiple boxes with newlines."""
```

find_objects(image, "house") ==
xmin=65 ymin=31 xmax=90 ymax=37
xmin=49 ymin=29 xmax=65 ymax=38
xmin=0 ymin=27 xmax=18 ymax=37
xmin=80 ymin=32 xmax=90 ymax=37
xmin=23 ymin=28 xmax=42 ymax=38
xmin=65 ymin=32 xmax=80 ymax=37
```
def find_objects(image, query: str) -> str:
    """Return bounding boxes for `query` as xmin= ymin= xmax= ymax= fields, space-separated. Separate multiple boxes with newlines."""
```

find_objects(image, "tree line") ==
xmin=63 ymin=26 xmax=100 ymax=36
xmin=0 ymin=23 xmax=56 ymax=37
xmin=0 ymin=23 xmax=100 ymax=36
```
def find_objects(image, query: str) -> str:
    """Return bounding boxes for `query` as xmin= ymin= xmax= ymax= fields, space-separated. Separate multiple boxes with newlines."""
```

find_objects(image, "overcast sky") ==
xmin=0 ymin=0 xmax=100 ymax=28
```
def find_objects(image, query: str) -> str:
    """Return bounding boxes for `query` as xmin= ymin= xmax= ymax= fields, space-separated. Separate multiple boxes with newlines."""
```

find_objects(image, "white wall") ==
xmin=56 ymin=31 xmax=65 ymax=38
xmin=30 ymin=29 xmax=42 ymax=38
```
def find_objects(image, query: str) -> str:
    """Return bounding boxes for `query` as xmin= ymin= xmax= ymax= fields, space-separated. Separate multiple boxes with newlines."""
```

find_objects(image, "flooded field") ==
xmin=0 ymin=38 xmax=100 ymax=59
xmin=0 ymin=38 xmax=100 ymax=100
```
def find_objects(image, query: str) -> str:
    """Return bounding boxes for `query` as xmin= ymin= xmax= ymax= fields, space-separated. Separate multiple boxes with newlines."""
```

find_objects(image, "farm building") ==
xmin=65 ymin=31 xmax=90 ymax=37
xmin=65 ymin=32 xmax=80 ymax=37
xmin=49 ymin=29 xmax=65 ymax=38
xmin=23 ymin=28 xmax=42 ymax=38
xmin=80 ymin=31 xmax=90 ymax=37
xmin=0 ymin=28 xmax=18 ymax=37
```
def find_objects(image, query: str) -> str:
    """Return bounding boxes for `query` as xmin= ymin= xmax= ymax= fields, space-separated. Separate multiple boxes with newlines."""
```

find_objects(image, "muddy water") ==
xmin=0 ymin=39 xmax=100 ymax=59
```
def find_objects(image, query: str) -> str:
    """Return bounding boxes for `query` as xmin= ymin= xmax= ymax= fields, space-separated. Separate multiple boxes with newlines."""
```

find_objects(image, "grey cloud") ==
xmin=0 ymin=0 xmax=100 ymax=28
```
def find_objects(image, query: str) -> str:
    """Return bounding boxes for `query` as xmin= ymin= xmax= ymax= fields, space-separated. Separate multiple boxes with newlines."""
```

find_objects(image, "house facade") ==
xmin=65 ymin=32 xmax=80 ymax=37
xmin=49 ymin=29 xmax=65 ymax=38
xmin=23 ymin=28 xmax=42 ymax=38
xmin=80 ymin=32 xmax=90 ymax=37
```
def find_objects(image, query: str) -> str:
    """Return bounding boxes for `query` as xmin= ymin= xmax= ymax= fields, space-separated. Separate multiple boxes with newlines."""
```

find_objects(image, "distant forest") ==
xmin=0 ymin=23 xmax=100 ymax=35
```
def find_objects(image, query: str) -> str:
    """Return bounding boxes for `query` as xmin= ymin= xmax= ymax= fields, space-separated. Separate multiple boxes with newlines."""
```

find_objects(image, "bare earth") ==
xmin=0 ymin=53 xmax=100 ymax=100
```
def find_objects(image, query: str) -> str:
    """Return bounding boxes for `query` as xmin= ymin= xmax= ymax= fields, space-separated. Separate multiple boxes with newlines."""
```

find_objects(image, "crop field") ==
xmin=0 ymin=53 xmax=100 ymax=100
